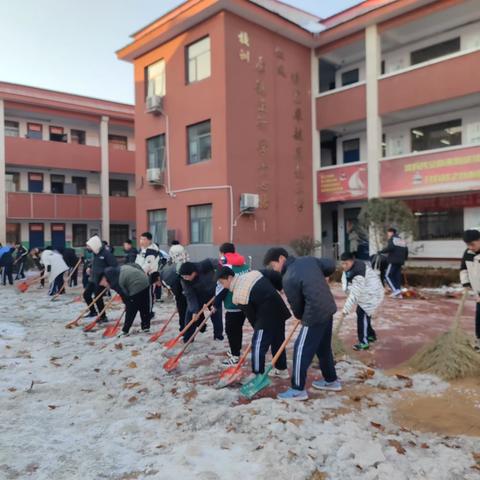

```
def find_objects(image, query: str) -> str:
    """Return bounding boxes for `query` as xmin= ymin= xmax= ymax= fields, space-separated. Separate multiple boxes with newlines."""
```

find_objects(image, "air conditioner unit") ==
xmin=240 ymin=193 xmax=259 ymax=213
xmin=145 ymin=95 xmax=163 ymax=114
xmin=147 ymin=168 xmax=165 ymax=185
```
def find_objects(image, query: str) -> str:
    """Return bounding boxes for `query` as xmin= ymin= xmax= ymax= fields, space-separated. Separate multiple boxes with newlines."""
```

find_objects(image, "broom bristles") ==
xmin=408 ymin=324 xmax=480 ymax=380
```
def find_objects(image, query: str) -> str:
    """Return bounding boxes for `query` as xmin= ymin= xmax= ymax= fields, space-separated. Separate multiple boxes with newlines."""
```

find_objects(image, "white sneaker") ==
xmin=117 ymin=331 xmax=130 ymax=338
xmin=268 ymin=368 xmax=290 ymax=379
xmin=222 ymin=354 xmax=240 ymax=366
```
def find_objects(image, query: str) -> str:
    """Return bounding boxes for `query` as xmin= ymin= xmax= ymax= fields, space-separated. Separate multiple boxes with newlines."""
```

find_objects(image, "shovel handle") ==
xmin=52 ymin=258 xmax=82 ymax=300
xmin=271 ymin=318 xmax=301 ymax=368
xmin=174 ymin=308 xmax=212 ymax=362
xmin=66 ymin=287 xmax=108 ymax=327
xmin=151 ymin=309 xmax=178 ymax=342
xmin=95 ymin=293 xmax=118 ymax=319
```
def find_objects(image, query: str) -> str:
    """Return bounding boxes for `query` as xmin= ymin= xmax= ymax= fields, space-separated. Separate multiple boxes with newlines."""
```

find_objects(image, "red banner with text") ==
xmin=317 ymin=163 xmax=368 ymax=203
xmin=381 ymin=146 xmax=480 ymax=197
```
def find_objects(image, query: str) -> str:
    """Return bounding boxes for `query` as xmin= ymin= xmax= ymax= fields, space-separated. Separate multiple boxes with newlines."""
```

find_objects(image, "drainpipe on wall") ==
xmin=100 ymin=115 xmax=110 ymax=243
xmin=0 ymin=99 xmax=6 ymax=245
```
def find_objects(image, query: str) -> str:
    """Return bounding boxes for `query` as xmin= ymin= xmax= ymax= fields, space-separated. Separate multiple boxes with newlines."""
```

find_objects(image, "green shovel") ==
xmin=240 ymin=319 xmax=301 ymax=399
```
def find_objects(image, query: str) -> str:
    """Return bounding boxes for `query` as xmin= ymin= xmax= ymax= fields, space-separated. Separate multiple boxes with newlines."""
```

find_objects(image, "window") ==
xmin=411 ymin=119 xmax=461 ymax=152
xmin=147 ymin=135 xmax=166 ymax=170
xmin=411 ymin=37 xmax=460 ymax=66
xmin=341 ymin=68 xmax=359 ymax=86
xmin=72 ymin=224 xmax=87 ymax=247
xmin=27 ymin=123 xmax=42 ymax=140
xmin=109 ymin=179 xmax=129 ymax=197
xmin=5 ymin=120 xmax=19 ymax=137
xmin=6 ymin=223 xmax=21 ymax=245
xmin=318 ymin=59 xmax=336 ymax=93
xmin=382 ymin=133 xmax=386 ymax=158
xmin=108 ymin=134 xmax=128 ymax=150
xmin=190 ymin=204 xmax=212 ymax=244
xmin=49 ymin=126 xmax=66 ymax=143
xmin=28 ymin=173 xmax=43 ymax=193
xmin=6 ymin=172 xmax=20 ymax=192
xmin=320 ymin=130 xmax=337 ymax=167
xmin=381 ymin=60 xmax=386 ymax=75
xmin=187 ymin=36 xmax=211 ymax=83
xmin=51 ymin=174 xmax=65 ymax=194
xmin=146 ymin=59 xmax=166 ymax=98
xmin=343 ymin=138 xmax=360 ymax=163
xmin=148 ymin=209 xmax=167 ymax=245
xmin=72 ymin=176 xmax=87 ymax=195
xmin=110 ymin=224 xmax=129 ymax=246
xmin=415 ymin=209 xmax=464 ymax=240
xmin=71 ymin=129 xmax=86 ymax=145
xmin=188 ymin=120 xmax=211 ymax=164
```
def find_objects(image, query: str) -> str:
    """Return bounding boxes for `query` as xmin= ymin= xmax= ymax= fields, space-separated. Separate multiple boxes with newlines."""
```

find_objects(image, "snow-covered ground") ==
xmin=1 ymin=285 xmax=480 ymax=480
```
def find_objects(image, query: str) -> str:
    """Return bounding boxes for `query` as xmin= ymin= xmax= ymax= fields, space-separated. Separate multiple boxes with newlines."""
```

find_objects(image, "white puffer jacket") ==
xmin=41 ymin=250 xmax=68 ymax=284
xmin=342 ymin=261 xmax=384 ymax=316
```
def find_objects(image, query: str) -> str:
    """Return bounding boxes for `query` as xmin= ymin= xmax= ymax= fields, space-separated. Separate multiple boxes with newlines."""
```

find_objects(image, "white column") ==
xmin=100 ymin=116 xmax=110 ymax=242
xmin=365 ymin=24 xmax=382 ymax=199
xmin=310 ymin=49 xmax=322 ymax=255
xmin=0 ymin=99 xmax=6 ymax=244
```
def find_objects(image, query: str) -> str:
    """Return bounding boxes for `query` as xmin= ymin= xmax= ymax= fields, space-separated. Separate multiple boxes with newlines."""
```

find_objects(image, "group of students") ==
xmin=0 ymin=242 xmax=28 ymax=285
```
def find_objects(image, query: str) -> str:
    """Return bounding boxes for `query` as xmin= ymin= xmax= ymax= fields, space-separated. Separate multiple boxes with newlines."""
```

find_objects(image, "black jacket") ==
xmin=380 ymin=235 xmax=408 ymax=265
xmin=124 ymin=247 xmax=138 ymax=264
xmin=240 ymin=274 xmax=290 ymax=330
xmin=281 ymin=256 xmax=337 ymax=327
xmin=161 ymin=264 xmax=183 ymax=298
xmin=181 ymin=259 xmax=217 ymax=312
xmin=0 ymin=248 xmax=15 ymax=267
xmin=91 ymin=246 xmax=118 ymax=284
xmin=62 ymin=248 xmax=78 ymax=268
xmin=15 ymin=246 xmax=28 ymax=263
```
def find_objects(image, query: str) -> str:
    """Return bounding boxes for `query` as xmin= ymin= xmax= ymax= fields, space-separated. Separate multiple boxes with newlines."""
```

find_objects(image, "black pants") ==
xmin=48 ymin=273 xmax=64 ymax=296
xmin=2 ymin=266 xmax=13 ymax=285
xmin=175 ymin=292 xmax=187 ymax=332
xmin=251 ymin=323 xmax=287 ymax=374
xmin=83 ymin=282 xmax=106 ymax=317
xmin=292 ymin=318 xmax=337 ymax=391
xmin=385 ymin=263 xmax=402 ymax=295
xmin=475 ymin=302 xmax=480 ymax=339
xmin=357 ymin=306 xmax=376 ymax=344
xmin=123 ymin=287 xmax=152 ymax=333
xmin=154 ymin=285 xmax=162 ymax=300
xmin=183 ymin=307 xmax=223 ymax=343
xmin=226 ymin=311 xmax=253 ymax=357
xmin=15 ymin=261 xmax=26 ymax=280
xmin=68 ymin=266 xmax=78 ymax=287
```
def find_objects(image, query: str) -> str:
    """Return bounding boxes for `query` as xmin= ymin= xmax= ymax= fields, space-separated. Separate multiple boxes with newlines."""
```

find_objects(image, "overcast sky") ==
xmin=0 ymin=0 xmax=360 ymax=104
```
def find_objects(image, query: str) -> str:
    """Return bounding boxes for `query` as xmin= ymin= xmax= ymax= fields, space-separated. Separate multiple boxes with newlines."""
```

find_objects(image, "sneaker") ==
xmin=97 ymin=317 xmax=109 ymax=324
xmin=353 ymin=343 xmax=370 ymax=351
xmin=475 ymin=339 xmax=480 ymax=352
xmin=368 ymin=336 xmax=377 ymax=343
xmin=268 ymin=368 xmax=290 ymax=379
xmin=117 ymin=331 xmax=130 ymax=338
xmin=277 ymin=388 xmax=308 ymax=401
xmin=241 ymin=373 xmax=257 ymax=385
xmin=142 ymin=328 xmax=151 ymax=334
xmin=83 ymin=311 xmax=97 ymax=318
xmin=389 ymin=293 xmax=402 ymax=299
xmin=312 ymin=379 xmax=342 ymax=392
xmin=222 ymin=354 xmax=240 ymax=366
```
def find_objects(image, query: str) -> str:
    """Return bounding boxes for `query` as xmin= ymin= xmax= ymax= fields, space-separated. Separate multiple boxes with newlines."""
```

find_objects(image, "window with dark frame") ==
xmin=72 ymin=176 xmax=87 ymax=195
xmin=410 ymin=37 xmax=460 ymax=66
xmin=108 ymin=134 xmax=128 ymax=150
xmin=72 ymin=224 xmax=88 ymax=247
xmin=109 ymin=179 xmax=129 ymax=197
xmin=341 ymin=68 xmax=359 ymax=86
xmin=146 ymin=59 xmax=166 ymax=98
xmin=4 ymin=120 xmax=19 ymax=137
xmin=27 ymin=123 xmax=42 ymax=140
xmin=343 ymin=138 xmax=360 ymax=163
xmin=415 ymin=209 xmax=464 ymax=241
xmin=71 ymin=129 xmax=86 ymax=145
xmin=28 ymin=172 xmax=43 ymax=193
xmin=189 ymin=204 xmax=212 ymax=244
xmin=49 ymin=126 xmax=67 ymax=143
xmin=188 ymin=120 xmax=211 ymax=164
xmin=147 ymin=135 xmax=166 ymax=170
xmin=148 ymin=209 xmax=167 ymax=246
xmin=411 ymin=119 xmax=462 ymax=152
xmin=51 ymin=174 xmax=65 ymax=194
xmin=6 ymin=223 xmax=21 ymax=245
xmin=109 ymin=224 xmax=129 ymax=246
xmin=186 ymin=36 xmax=211 ymax=83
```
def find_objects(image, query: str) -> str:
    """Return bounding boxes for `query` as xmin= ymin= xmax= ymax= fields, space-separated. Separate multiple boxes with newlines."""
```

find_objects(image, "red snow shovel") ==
xmin=83 ymin=294 xmax=119 ymax=332
xmin=163 ymin=308 xmax=213 ymax=372
xmin=65 ymin=287 xmax=108 ymax=329
xmin=17 ymin=274 xmax=48 ymax=293
xmin=216 ymin=343 xmax=252 ymax=389
xmin=103 ymin=309 xmax=126 ymax=338
xmin=163 ymin=297 xmax=215 ymax=350
xmin=149 ymin=310 xmax=178 ymax=343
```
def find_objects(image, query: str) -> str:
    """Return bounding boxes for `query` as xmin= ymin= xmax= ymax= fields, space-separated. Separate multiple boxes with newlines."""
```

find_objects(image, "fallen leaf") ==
xmin=5 ymin=345 xmax=11 ymax=349
xmin=131 ymin=350 xmax=140 ymax=357
xmin=93 ymin=368 xmax=100 ymax=373
xmin=155 ymin=444 xmax=166 ymax=449
xmin=128 ymin=396 xmax=138 ymax=404
xmin=115 ymin=343 xmax=123 ymax=350
xmin=138 ymin=387 xmax=149 ymax=395
xmin=48 ymin=405 xmax=58 ymax=410
xmin=421 ymin=443 xmax=430 ymax=449
xmin=128 ymin=361 xmax=137 ymax=369
xmin=388 ymin=439 xmax=406 ymax=455
xmin=288 ymin=418 xmax=304 ymax=427
xmin=146 ymin=412 xmax=162 ymax=420
xmin=254 ymin=445 xmax=264 ymax=451
xmin=73 ymin=356 xmax=80 ymax=360
xmin=395 ymin=374 xmax=413 ymax=388
xmin=472 ymin=452 xmax=480 ymax=462
xmin=357 ymin=369 xmax=375 ymax=381
xmin=87 ymin=341 xmax=95 ymax=346
xmin=123 ymin=382 xmax=141 ymax=390
xmin=183 ymin=389 xmax=198 ymax=402
xmin=370 ymin=421 xmax=385 ymax=432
